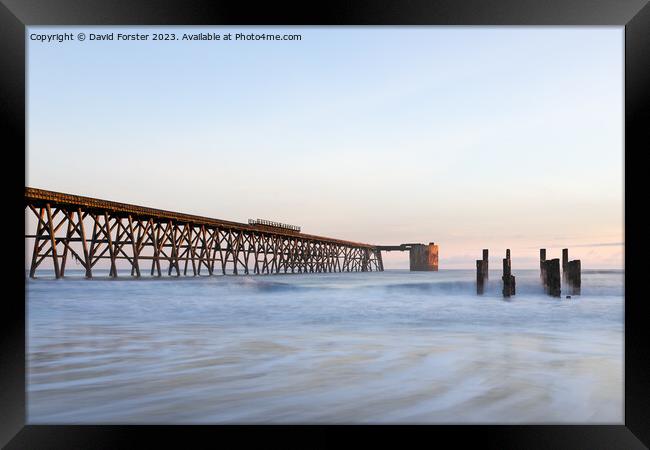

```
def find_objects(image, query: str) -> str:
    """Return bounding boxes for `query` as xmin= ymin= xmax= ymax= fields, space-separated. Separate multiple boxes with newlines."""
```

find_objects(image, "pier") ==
xmin=25 ymin=188 xmax=437 ymax=279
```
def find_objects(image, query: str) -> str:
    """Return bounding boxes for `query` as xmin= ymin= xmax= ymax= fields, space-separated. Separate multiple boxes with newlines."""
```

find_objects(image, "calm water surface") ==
xmin=27 ymin=269 xmax=623 ymax=423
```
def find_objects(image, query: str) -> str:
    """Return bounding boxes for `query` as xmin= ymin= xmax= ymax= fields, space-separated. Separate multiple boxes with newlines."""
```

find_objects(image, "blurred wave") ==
xmin=26 ymin=269 xmax=623 ymax=424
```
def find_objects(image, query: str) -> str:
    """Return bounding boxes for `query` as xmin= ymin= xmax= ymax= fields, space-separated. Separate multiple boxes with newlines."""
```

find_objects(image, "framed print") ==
xmin=1 ymin=0 xmax=648 ymax=447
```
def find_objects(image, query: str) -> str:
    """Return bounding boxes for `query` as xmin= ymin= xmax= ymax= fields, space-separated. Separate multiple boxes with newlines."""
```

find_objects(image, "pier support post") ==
xmin=476 ymin=259 xmax=486 ymax=295
xmin=562 ymin=248 xmax=569 ymax=281
xmin=543 ymin=258 xmax=561 ymax=297
xmin=567 ymin=259 xmax=581 ymax=295
xmin=502 ymin=249 xmax=515 ymax=297
xmin=477 ymin=249 xmax=489 ymax=295
xmin=374 ymin=248 xmax=382 ymax=272
xmin=540 ymin=248 xmax=546 ymax=280
xmin=482 ymin=249 xmax=489 ymax=279
xmin=45 ymin=204 xmax=61 ymax=279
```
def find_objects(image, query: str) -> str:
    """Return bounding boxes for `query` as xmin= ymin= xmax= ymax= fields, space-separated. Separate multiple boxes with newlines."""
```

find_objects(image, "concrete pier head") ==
xmin=409 ymin=243 xmax=439 ymax=271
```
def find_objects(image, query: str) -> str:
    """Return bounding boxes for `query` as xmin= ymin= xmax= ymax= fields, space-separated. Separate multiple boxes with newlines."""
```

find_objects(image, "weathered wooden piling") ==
xmin=502 ymin=249 xmax=515 ymax=297
xmin=476 ymin=259 xmax=486 ymax=295
xmin=562 ymin=248 xmax=569 ymax=281
xmin=542 ymin=258 xmax=561 ymax=297
xmin=540 ymin=248 xmax=546 ymax=280
xmin=502 ymin=258 xmax=515 ymax=297
xmin=566 ymin=259 xmax=581 ymax=295
xmin=482 ymin=249 xmax=489 ymax=279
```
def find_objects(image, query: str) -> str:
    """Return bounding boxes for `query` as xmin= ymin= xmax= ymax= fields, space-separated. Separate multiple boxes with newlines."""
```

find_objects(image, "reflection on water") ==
xmin=27 ymin=269 xmax=623 ymax=423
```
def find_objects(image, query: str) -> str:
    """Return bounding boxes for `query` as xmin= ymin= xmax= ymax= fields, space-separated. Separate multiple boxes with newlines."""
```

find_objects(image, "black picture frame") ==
xmin=1 ymin=0 xmax=648 ymax=447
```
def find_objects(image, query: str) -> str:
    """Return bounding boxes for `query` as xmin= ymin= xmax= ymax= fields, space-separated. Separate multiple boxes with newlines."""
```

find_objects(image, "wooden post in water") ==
xmin=502 ymin=249 xmax=515 ymax=297
xmin=476 ymin=248 xmax=489 ymax=295
xmin=476 ymin=259 xmax=486 ymax=295
xmin=506 ymin=248 xmax=512 ymax=292
xmin=482 ymin=249 xmax=489 ymax=279
xmin=543 ymin=258 xmax=561 ymax=297
xmin=562 ymin=248 xmax=569 ymax=281
xmin=502 ymin=258 xmax=512 ymax=297
xmin=567 ymin=259 xmax=581 ymax=295
xmin=540 ymin=248 xmax=546 ymax=281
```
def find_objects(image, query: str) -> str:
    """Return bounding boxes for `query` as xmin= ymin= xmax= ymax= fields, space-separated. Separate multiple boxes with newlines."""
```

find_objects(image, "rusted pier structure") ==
xmin=376 ymin=243 xmax=439 ymax=271
xmin=25 ymin=188 xmax=384 ymax=278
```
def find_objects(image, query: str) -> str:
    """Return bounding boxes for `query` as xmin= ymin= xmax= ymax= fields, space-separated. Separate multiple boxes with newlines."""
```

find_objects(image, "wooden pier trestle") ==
xmin=25 ymin=188 xmax=385 ymax=278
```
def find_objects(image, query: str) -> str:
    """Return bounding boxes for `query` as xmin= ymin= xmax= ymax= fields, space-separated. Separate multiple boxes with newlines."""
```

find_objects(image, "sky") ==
xmin=26 ymin=26 xmax=624 ymax=269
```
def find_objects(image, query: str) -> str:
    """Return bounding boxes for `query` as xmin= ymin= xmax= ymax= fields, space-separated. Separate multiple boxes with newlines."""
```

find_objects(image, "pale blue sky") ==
xmin=26 ymin=27 xmax=624 ymax=268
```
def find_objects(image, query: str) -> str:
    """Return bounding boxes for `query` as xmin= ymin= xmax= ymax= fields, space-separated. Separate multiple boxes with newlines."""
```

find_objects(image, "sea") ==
xmin=26 ymin=269 xmax=624 ymax=424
